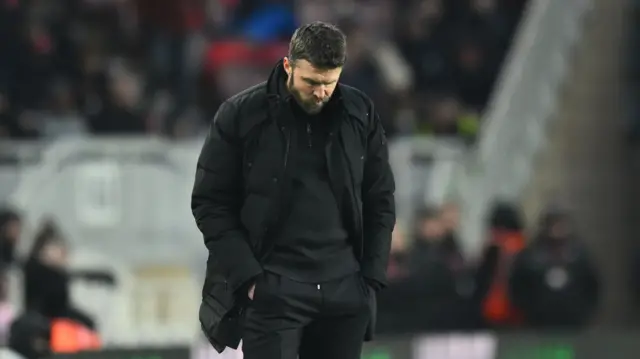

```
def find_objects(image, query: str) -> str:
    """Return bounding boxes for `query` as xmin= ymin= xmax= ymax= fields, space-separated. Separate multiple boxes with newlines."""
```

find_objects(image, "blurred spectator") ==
xmin=475 ymin=201 xmax=525 ymax=328
xmin=0 ymin=0 xmax=526 ymax=140
xmin=23 ymin=220 xmax=115 ymax=331
xmin=448 ymin=34 xmax=499 ymax=112
xmin=509 ymin=206 xmax=601 ymax=329
xmin=24 ymin=221 xmax=94 ymax=329
xmin=378 ymin=207 xmax=475 ymax=334
xmin=394 ymin=0 xmax=451 ymax=94
xmin=418 ymin=93 xmax=480 ymax=141
xmin=454 ymin=0 xmax=512 ymax=64
xmin=410 ymin=207 xmax=466 ymax=275
xmin=86 ymin=67 xmax=146 ymax=134
xmin=0 ymin=208 xmax=22 ymax=268
xmin=339 ymin=20 xmax=391 ymax=124
xmin=137 ymin=0 xmax=206 ymax=128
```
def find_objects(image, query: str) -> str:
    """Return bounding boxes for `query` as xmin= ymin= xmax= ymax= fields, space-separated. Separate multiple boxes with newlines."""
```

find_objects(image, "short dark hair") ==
xmin=288 ymin=21 xmax=347 ymax=69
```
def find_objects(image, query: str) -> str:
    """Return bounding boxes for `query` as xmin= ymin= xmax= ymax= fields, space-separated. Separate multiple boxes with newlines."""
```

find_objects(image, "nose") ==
xmin=313 ymin=86 xmax=327 ymax=101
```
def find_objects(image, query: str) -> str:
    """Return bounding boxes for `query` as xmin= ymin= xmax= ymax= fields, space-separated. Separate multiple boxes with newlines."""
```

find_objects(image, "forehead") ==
xmin=293 ymin=60 xmax=342 ymax=82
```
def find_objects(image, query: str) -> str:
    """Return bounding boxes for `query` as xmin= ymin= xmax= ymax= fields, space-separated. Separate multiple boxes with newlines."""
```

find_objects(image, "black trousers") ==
xmin=242 ymin=271 xmax=370 ymax=359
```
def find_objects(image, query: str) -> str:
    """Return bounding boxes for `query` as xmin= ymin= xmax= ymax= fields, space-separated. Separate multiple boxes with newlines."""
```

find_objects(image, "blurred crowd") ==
xmin=377 ymin=202 xmax=602 ymax=335
xmin=0 ymin=201 xmax=607 ymax=356
xmin=0 ymin=0 xmax=528 ymax=141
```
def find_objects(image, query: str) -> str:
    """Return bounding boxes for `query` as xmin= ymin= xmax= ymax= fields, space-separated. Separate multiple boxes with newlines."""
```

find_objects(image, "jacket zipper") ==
xmin=306 ymin=122 xmax=312 ymax=148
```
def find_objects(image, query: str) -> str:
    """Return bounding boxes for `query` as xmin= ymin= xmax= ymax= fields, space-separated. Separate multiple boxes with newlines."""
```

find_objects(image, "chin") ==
xmin=305 ymin=104 xmax=324 ymax=114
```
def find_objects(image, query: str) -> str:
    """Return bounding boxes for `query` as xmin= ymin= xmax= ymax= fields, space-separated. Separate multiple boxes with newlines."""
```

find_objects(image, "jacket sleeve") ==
xmin=361 ymin=105 xmax=396 ymax=287
xmin=192 ymin=100 xmax=262 ymax=293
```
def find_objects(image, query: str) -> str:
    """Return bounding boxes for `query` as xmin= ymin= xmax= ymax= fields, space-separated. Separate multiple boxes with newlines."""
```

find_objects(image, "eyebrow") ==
xmin=301 ymin=77 xmax=337 ymax=85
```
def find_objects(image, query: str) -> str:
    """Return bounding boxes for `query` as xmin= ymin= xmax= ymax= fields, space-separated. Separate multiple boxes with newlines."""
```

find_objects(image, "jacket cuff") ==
xmin=361 ymin=263 xmax=388 ymax=289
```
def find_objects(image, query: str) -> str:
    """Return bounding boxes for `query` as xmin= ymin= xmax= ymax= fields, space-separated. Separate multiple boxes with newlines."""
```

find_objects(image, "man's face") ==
xmin=283 ymin=58 xmax=342 ymax=114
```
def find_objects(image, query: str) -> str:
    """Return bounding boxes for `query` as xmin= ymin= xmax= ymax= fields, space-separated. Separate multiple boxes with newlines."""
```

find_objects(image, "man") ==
xmin=509 ymin=206 xmax=600 ymax=329
xmin=192 ymin=21 xmax=395 ymax=359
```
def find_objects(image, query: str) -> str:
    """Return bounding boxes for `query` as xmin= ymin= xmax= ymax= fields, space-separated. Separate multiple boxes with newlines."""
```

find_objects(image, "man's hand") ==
xmin=248 ymin=283 xmax=256 ymax=300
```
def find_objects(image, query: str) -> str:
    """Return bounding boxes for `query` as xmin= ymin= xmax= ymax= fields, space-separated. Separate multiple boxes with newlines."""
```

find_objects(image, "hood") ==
xmin=266 ymin=59 xmax=293 ymax=100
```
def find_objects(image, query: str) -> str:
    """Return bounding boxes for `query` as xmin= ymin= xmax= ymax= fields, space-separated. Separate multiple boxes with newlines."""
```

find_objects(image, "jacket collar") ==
xmin=266 ymin=59 xmax=292 ymax=102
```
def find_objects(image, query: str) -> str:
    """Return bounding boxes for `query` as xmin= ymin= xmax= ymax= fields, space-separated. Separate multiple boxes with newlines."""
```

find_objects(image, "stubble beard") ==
xmin=287 ymin=74 xmax=326 ymax=115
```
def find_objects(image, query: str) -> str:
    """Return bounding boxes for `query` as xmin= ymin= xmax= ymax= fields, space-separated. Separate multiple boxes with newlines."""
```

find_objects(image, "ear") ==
xmin=283 ymin=57 xmax=292 ymax=76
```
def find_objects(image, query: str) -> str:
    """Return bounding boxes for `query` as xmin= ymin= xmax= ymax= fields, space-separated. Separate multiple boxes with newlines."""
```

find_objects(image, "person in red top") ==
xmin=474 ymin=201 xmax=526 ymax=328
